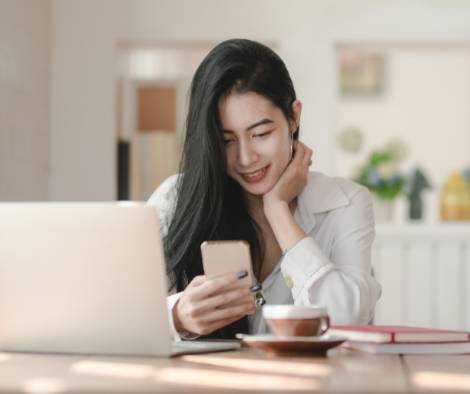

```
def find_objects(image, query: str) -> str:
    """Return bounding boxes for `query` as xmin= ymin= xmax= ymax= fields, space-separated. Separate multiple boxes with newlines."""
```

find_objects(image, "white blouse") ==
xmin=147 ymin=171 xmax=382 ymax=339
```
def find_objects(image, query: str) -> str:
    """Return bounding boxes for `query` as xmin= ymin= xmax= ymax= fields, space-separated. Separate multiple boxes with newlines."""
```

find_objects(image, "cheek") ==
xmin=225 ymin=147 xmax=237 ymax=172
xmin=268 ymin=137 xmax=291 ymax=177
xmin=279 ymin=139 xmax=291 ymax=157
xmin=268 ymin=135 xmax=291 ymax=162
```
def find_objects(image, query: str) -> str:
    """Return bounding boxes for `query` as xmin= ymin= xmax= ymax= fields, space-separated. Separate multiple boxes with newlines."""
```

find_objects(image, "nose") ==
xmin=238 ymin=139 xmax=258 ymax=167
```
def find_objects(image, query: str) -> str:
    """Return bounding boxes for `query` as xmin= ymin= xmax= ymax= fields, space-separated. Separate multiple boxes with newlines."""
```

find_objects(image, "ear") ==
xmin=290 ymin=99 xmax=302 ymax=133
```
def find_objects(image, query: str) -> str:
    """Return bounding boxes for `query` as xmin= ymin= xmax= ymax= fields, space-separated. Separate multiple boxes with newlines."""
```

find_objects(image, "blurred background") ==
xmin=2 ymin=0 xmax=470 ymax=329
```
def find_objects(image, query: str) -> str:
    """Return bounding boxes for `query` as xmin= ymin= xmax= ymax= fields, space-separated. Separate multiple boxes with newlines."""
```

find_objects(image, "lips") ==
xmin=240 ymin=165 xmax=269 ymax=183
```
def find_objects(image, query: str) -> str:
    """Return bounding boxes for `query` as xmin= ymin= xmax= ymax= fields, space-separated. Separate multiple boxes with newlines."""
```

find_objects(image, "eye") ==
xmin=253 ymin=130 xmax=273 ymax=138
xmin=223 ymin=138 xmax=236 ymax=145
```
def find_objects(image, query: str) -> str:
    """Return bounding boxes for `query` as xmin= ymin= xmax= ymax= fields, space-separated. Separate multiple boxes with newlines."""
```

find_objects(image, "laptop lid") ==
xmin=0 ymin=202 xmax=174 ymax=356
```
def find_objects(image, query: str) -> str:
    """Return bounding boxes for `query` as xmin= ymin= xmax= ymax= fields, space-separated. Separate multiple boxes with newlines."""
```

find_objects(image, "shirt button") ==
xmin=284 ymin=275 xmax=294 ymax=289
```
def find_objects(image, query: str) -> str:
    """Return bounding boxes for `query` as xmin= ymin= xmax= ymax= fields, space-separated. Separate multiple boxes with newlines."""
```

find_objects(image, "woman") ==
xmin=148 ymin=38 xmax=381 ymax=340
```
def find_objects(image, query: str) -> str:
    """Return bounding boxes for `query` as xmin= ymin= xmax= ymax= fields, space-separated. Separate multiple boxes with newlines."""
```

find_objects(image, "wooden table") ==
xmin=1 ymin=347 xmax=469 ymax=393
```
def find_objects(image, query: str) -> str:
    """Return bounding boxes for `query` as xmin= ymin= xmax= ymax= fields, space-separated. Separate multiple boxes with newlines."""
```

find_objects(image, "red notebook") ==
xmin=328 ymin=325 xmax=470 ymax=343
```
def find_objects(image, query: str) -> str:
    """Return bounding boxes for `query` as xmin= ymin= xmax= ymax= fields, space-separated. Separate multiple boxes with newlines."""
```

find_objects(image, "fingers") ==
xmin=177 ymin=271 xmax=259 ymax=336
xmin=303 ymin=147 xmax=313 ymax=168
xmin=191 ymin=271 xmax=248 ymax=301
xmin=211 ymin=314 xmax=248 ymax=331
xmin=201 ymin=314 xmax=247 ymax=336
xmin=193 ymin=286 xmax=254 ymax=314
xmin=187 ymin=275 xmax=206 ymax=288
xmin=177 ymin=289 xmax=256 ymax=335
xmin=200 ymin=300 xmax=256 ymax=324
xmin=292 ymin=141 xmax=313 ymax=169
xmin=291 ymin=141 xmax=304 ymax=164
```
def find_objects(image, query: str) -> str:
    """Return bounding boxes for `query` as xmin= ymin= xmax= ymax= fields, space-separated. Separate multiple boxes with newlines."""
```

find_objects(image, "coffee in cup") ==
xmin=263 ymin=305 xmax=330 ymax=337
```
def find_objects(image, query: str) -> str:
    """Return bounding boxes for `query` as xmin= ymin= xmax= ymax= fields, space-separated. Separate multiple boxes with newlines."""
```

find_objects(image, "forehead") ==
xmin=218 ymin=91 xmax=283 ymax=130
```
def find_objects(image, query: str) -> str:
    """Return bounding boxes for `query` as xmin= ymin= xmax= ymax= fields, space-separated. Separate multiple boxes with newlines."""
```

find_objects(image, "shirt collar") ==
xmin=295 ymin=172 xmax=350 ymax=233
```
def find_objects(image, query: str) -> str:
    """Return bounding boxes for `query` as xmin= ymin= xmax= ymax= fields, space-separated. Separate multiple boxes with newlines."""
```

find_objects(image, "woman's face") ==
xmin=218 ymin=91 xmax=300 ymax=196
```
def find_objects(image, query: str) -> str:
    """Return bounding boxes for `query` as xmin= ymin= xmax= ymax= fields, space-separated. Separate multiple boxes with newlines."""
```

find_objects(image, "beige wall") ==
xmin=337 ymin=46 xmax=470 ymax=180
xmin=3 ymin=1 xmax=470 ymax=201
xmin=48 ymin=0 xmax=336 ymax=200
xmin=48 ymin=0 xmax=470 ymax=201
xmin=0 ymin=0 xmax=50 ymax=200
xmin=337 ymin=46 xmax=470 ymax=222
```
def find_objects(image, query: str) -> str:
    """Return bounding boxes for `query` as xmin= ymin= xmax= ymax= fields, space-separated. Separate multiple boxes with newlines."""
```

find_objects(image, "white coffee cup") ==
xmin=263 ymin=305 xmax=330 ymax=337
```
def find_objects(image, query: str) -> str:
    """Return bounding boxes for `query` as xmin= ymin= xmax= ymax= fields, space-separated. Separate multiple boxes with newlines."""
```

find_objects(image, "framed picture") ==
xmin=338 ymin=48 xmax=386 ymax=96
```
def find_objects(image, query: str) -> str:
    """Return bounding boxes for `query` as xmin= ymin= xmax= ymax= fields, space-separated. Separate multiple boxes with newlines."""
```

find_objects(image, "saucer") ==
xmin=236 ymin=334 xmax=346 ymax=356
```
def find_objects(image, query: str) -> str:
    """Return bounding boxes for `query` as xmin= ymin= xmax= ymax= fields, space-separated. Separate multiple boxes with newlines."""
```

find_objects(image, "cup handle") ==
xmin=319 ymin=315 xmax=330 ymax=336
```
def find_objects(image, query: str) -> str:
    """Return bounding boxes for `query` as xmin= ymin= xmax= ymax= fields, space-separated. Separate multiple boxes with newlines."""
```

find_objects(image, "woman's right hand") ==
xmin=172 ymin=272 xmax=257 ymax=336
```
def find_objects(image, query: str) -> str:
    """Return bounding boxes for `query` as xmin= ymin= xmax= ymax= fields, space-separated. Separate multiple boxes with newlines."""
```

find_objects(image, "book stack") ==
xmin=328 ymin=325 xmax=470 ymax=354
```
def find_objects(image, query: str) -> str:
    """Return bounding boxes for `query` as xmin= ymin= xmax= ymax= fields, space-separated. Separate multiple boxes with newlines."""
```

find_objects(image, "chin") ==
xmin=237 ymin=178 xmax=276 ymax=196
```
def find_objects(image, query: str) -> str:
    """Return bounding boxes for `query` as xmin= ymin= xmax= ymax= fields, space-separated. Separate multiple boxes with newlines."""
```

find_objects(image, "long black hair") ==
xmin=164 ymin=39 xmax=298 ymax=338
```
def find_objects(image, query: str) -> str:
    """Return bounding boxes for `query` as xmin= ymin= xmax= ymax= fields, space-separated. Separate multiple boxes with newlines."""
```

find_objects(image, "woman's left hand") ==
xmin=263 ymin=141 xmax=313 ymax=209
xmin=261 ymin=141 xmax=312 ymax=252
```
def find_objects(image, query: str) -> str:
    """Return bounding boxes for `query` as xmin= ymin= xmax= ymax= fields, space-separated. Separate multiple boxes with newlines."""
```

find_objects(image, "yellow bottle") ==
xmin=440 ymin=172 xmax=470 ymax=221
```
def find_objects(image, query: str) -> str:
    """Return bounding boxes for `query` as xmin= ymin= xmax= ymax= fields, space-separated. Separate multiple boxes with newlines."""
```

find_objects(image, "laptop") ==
xmin=0 ymin=202 xmax=240 ymax=356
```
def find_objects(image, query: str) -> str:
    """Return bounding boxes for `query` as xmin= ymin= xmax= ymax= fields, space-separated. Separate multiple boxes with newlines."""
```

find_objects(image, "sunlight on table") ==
xmin=23 ymin=378 xmax=66 ymax=394
xmin=154 ymin=367 xmax=318 ymax=391
xmin=413 ymin=371 xmax=470 ymax=391
xmin=70 ymin=359 xmax=319 ymax=390
xmin=0 ymin=353 xmax=11 ymax=363
xmin=181 ymin=354 xmax=331 ymax=377
xmin=71 ymin=360 xmax=156 ymax=379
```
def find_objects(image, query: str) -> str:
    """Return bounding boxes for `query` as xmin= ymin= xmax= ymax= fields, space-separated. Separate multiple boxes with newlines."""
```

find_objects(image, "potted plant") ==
xmin=337 ymin=129 xmax=407 ymax=222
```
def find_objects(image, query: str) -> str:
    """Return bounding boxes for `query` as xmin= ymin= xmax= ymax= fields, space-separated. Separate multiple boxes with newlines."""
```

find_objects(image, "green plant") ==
xmin=337 ymin=129 xmax=407 ymax=200
xmin=356 ymin=150 xmax=405 ymax=200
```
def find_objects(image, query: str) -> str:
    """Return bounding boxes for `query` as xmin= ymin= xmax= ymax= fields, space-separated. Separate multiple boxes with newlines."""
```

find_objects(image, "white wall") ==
xmin=337 ymin=46 xmax=470 ymax=189
xmin=336 ymin=46 xmax=470 ymax=222
xmin=49 ymin=0 xmax=470 ymax=200
xmin=0 ymin=0 xmax=50 ymax=200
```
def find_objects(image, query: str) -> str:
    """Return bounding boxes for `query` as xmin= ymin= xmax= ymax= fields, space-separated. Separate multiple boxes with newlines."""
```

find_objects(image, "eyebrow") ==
xmin=222 ymin=118 xmax=274 ymax=133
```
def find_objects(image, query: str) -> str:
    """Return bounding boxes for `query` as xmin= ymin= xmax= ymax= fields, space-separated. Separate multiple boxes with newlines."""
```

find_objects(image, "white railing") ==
xmin=373 ymin=223 xmax=470 ymax=330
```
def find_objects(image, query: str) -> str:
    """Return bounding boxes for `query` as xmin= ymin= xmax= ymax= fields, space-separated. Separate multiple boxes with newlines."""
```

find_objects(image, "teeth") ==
xmin=244 ymin=168 xmax=265 ymax=178
xmin=247 ymin=169 xmax=264 ymax=177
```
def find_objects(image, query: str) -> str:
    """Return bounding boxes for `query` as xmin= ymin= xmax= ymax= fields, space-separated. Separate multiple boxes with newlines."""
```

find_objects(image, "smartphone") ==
xmin=200 ymin=240 xmax=254 ymax=286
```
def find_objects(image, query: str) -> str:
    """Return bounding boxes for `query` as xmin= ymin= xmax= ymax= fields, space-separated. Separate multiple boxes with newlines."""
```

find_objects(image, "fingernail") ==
xmin=236 ymin=270 xmax=248 ymax=279
xmin=250 ymin=283 xmax=262 ymax=292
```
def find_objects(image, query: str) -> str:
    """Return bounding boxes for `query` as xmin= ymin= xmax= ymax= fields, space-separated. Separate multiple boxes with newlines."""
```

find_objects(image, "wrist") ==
xmin=263 ymin=197 xmax=289 ymax=219
xmin=172 ymin=300 xmax=200 ymax=340
xmin=263 ymin=199 xmax=306 ymax=252
xmin=172 ymin=300 xmax=184 ymax=332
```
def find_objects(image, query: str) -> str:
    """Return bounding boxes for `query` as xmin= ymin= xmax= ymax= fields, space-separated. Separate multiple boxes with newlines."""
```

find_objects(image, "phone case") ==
xmin=200 ymin=240 xmax=254 ymax=285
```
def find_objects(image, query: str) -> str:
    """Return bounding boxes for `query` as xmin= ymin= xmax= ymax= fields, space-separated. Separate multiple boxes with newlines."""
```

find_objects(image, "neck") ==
xmin=245 ymin=193 xmax=264 ymax=221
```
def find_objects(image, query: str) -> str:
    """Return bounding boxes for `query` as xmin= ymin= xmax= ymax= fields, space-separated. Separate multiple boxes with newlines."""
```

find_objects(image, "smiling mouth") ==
xmin=240 ymin=166 xmax=269 ymax=183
